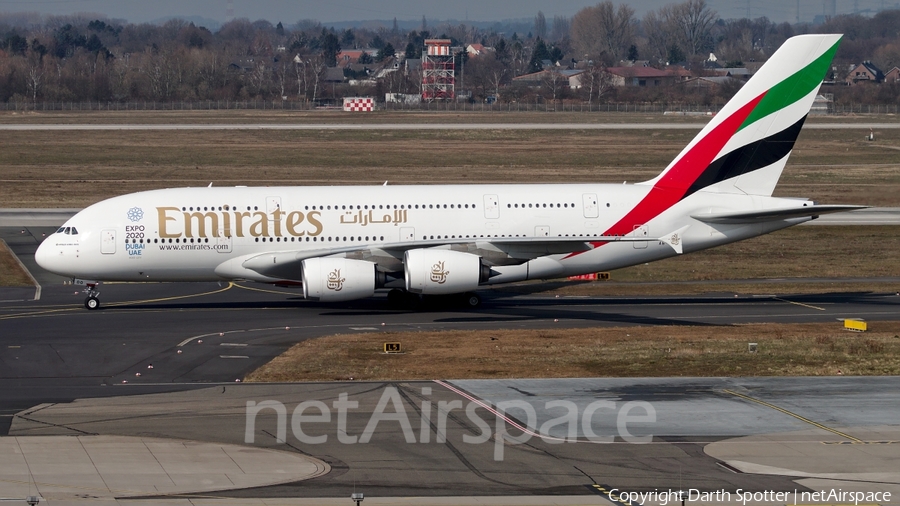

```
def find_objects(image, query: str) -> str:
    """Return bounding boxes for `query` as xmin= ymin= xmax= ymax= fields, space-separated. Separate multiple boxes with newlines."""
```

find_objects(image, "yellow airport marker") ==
xmin=844 ymin=318 xmax=867 ymax=332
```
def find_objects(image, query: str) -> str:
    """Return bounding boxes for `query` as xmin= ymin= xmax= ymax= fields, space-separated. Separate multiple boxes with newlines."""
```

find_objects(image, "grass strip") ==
xmin=246 ymin=322 xmax=900 ymax=382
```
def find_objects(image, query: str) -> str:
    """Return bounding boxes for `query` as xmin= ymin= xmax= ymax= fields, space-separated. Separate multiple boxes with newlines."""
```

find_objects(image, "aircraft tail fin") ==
xmin=640 ymin=34 xmax=842 ymax=198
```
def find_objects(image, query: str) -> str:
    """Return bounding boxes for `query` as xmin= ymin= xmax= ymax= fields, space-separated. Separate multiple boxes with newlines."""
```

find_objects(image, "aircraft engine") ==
xmin=302 ymin=258 xmax=377 ymax=302
xmin=404 ymin=249 xmax=491 ymax=295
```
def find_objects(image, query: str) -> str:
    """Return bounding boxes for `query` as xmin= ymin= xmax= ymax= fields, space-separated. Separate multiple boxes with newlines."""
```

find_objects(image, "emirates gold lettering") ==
xmin=156 ymin=206 xmax=325 ymax=240
xmin=233 ymin=211 xmax=250 ymax=237
xmin=249 ymin=212 xmax=268 ymax=237
xmin=184 ymin=211 xmax=219 ymax=238
xmin=157 ymin=207 xmax=181 ymax=238
xmin=286 ymin=211 xmax=305 ymax=236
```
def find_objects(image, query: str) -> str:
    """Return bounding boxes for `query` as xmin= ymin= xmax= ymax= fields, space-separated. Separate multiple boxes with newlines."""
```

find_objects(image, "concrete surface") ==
xmin=0 ymin=435 xmax=329 ymax=501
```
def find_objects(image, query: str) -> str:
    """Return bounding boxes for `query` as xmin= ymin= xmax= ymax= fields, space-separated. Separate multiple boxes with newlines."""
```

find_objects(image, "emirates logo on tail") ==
xmin=430 ymin=261 xmax=449 ymax=284
xmin=326 ymin=269 xmax=345 ymax=291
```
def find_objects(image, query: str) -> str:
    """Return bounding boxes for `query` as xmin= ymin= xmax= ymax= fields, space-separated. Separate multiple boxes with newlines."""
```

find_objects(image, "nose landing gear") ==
xmin=83 ymin=283 xmax=101 ymax=310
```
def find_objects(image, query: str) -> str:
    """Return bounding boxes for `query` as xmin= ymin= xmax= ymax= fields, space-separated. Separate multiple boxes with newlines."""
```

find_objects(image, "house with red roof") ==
xmin=466 ymin=44 xmax=492 ymax=57
xmin=845 ymin=61 xmax=884 ymax=84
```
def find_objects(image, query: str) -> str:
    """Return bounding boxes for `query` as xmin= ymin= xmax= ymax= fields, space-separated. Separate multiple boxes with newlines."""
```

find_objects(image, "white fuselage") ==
xmin=35 ymin=183 xmax=808 ymax=286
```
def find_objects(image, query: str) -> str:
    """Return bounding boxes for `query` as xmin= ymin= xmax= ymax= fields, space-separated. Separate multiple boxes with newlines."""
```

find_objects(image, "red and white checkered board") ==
xmin=343 ymin=98 xmax=373 ymax=112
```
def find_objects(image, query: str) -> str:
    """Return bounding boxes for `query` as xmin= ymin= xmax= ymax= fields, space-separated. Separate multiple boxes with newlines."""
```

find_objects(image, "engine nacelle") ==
xmin=404 ymin=249 xmax=491 ymax=295
xmin=302 ymin=258 xmax=376 ymax=302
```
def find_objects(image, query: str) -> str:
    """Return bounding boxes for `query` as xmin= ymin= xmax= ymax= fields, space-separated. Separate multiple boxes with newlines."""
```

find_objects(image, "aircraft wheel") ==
xmin=85 ymin=296 xmax=100 ymax=310
xmin=463 ymin=292 xmax=481 ymax=309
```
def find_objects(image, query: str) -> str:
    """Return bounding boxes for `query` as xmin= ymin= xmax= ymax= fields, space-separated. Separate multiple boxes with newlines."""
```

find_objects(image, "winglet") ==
xmin=659 ymin=225 xmax=689 ymax=254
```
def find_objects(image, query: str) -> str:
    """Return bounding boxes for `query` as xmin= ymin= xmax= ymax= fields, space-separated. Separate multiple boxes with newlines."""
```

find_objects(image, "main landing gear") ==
xmin=83 ymin=283 xmax=101 ymax=310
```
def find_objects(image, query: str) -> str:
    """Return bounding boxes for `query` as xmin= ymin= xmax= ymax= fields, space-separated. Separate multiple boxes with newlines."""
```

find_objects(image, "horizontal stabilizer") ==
xmin=691 ymin=205 xmax=868 ymax=224
xmin=659 ymin=225 xmax=690 ymax=254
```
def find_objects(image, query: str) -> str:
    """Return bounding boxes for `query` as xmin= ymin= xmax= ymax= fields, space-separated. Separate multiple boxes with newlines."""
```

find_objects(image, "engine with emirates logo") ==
xmin=301 ymin=249 xmax=492 ymax=302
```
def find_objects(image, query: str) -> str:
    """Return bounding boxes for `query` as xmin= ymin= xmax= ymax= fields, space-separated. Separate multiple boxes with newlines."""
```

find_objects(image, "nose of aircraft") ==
xmin=34 ymin=236 xmax=63 ymax=274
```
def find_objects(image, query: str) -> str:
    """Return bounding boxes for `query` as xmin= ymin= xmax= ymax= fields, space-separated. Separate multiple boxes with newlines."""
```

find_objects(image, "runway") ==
xmin=0 ymin=122 xmax=897 ymax=131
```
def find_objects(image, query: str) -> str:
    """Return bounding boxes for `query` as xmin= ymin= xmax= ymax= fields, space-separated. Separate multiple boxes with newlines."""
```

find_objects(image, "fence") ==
xmin=0 ymin=100 xmax=725 ymax=113
xmin=1 ymin=100 xmax=318 ymax=111
xmin=2 ymin=100 xmax=898 ymax=115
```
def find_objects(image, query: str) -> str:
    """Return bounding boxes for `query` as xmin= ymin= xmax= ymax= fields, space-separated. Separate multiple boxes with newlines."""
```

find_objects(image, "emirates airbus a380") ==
xmin=36 ymin=34 xmax=863 ymax=310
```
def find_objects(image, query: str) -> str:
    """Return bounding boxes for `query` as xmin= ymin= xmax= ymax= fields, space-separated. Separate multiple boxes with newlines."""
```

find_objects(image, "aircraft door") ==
xmin=582 ymin=193 xmax=599 ymax=218
xmin=633 ymin=224 xmax=649 ymax=249
xmin=101 ymin=229 xmax=116 ymax=254
xmin=400 ymin=227 xmax=415 ymax=241
xmin=483 ymin=194 xmax=500 ymax=219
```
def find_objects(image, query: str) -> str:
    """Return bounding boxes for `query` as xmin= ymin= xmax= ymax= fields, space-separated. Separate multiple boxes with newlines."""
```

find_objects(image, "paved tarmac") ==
xmin=2 ymin=220 xmax=900 ymax=504
xmin=3 ymin=379 xmax=899 ymax=503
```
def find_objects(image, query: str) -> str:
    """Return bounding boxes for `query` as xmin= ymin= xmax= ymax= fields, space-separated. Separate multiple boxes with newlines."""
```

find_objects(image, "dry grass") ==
xmin=501 ymin=280 xmax=900 ymax=297
xmin=0 ymin=240 xmax=34 ymax=287
xmin=245 ymin=322 xmax=900 ymax=382
xmin=0 ymin=112 xmax=897 ymax=208
xmin=608 ymin=225 xmax=900 ymax=281
xmin=487 ymin=225 xmax=900 ymax=298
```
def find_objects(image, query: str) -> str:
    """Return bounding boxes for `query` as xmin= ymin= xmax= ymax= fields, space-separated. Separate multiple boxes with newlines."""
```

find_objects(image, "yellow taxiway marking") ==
xmin=591 ymin=484 xmax=633 ymax=506
xmin=774 ymin=297 xmax=826 ymax=311
xmin=232 ymin=283 xmax=300 ymax=296
xmin=103 ymin=282 xmax=233 ymax=308
xmin=0 ymin=283 xmax=233 ymax=321
xmin=723 ymin=389 xmax=862 ymax=442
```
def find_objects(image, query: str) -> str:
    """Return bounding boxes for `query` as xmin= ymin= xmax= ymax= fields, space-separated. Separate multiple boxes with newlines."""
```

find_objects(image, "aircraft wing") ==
xmin=691 ymin=205 xmax=868 ymax=224
xmin=239 ymin=227 xmax=690 ymax=279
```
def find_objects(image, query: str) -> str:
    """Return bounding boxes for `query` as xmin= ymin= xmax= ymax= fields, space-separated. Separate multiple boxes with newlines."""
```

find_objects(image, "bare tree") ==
xmin=550 ymin=16 xmax=570 ymax=44
xmin=542 ymin=68 xmax=566 ymax=102
xmin=580 ymin=63 xmax=612 ymax=104
xmin=673 ymin=0 xmax=717 ymax=56
xmin=572 ymin=2 xmax=635 ymax=64
xmin=466 ymin=53 xmax=508 ymax=101
xmin=642 ymin=10 xmax=671 ymax=63
xmin=534 ymin=11 xmax=547 ymax=39
xmin=293 ymin=53 xmax=323 ymax=102
xmin=489 ymin=66 xmax=508 ymax=100
xmin=26 ymin=56 xmax=43 ymax=103
xmin=274 ymin=58 xmax=289 ymax=99
xmin=661 ymin=0 xmax=718 ymax=57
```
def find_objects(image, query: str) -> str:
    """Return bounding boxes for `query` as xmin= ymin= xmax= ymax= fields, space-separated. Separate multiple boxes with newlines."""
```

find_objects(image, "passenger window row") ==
xmin=508 ymin=203 xmax=575 ymax=209
xmin=177 ymin=204 xmax=479 ymax=212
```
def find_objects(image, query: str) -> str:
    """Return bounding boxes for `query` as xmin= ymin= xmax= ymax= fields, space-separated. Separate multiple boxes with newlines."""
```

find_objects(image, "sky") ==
xmin=0 ymin=0 xmax=896 ymax=26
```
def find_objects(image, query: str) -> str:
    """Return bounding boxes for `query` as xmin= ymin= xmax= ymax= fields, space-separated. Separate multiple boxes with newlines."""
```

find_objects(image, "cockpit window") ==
xmin=64 ymin=227 xmax=71 ymax=234
xmin=56 ymin=227 xmax=66 ymax=234
xmin=70 ymin=227 xmax=78 ymax=235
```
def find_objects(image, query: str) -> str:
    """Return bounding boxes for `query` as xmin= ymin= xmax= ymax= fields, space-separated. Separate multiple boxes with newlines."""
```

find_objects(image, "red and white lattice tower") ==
xmin=422 ymin=39 xmax=454 ymax=102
